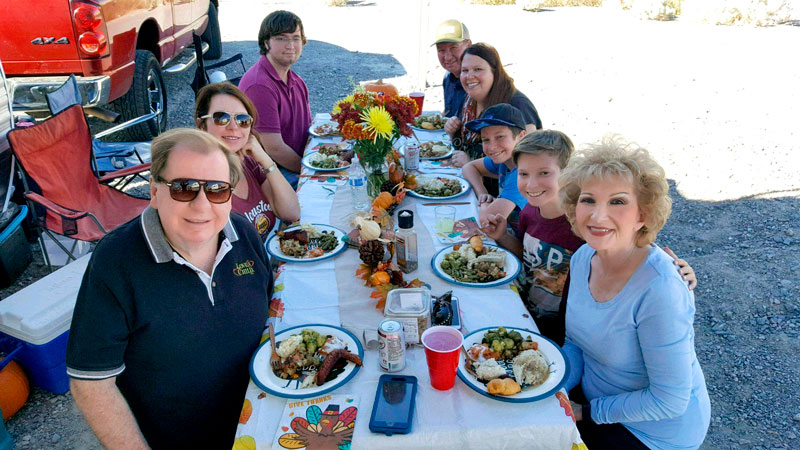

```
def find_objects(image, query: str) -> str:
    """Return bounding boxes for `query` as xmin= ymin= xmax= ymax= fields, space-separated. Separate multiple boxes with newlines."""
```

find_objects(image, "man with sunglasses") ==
xmin=66 ymin=129 xmax=271 ymax=449
xmin=239 ymin=10 xmax=311 ymax=189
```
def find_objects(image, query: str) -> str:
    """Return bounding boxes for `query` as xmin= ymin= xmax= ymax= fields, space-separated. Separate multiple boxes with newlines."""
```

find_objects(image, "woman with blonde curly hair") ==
xmin=559 ymin=137 xmax=710 ymax=449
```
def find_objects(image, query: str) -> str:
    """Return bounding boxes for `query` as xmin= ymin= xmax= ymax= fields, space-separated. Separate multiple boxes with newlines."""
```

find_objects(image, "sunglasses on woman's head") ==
xmin=200 ymin=111 xmax=253 ymax=128
xmin=157 ymin=177 xmax=233 ymax=204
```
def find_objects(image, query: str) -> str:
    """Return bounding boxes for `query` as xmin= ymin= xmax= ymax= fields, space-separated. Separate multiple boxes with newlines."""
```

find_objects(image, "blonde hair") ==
xmin=558 ymin=135 xmax=671 ymax=247
xmin=150 ymin=128 xmax=242 ymax=186
xmin=512 ymin=129 xmax=574 ymax=169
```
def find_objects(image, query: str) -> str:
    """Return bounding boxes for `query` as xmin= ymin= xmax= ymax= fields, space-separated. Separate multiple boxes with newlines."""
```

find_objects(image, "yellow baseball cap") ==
xmin=432 ymin=20 xmax=470 ymax=45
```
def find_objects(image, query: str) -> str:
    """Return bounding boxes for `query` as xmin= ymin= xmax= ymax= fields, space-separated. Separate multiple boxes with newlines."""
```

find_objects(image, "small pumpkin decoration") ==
xmin=363 ymin=79 xmax=398 ymax=98
xmin=0 ymin=357 xmax=30 ymax=420
xmin=388 ymin=163 xmax=404 ymax=184
xmin=373 ymin=192 xmax=394 ymax=210
xmin=370 ymin=271 xmax=391 ymax=286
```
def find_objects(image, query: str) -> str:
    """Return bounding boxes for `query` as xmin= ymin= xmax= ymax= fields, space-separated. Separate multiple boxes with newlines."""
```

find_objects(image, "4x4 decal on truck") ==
xmin=30 ymin=38 xmax=70 ymax=45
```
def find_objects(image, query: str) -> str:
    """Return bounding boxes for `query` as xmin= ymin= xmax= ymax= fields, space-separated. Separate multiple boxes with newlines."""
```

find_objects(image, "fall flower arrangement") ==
xmin=331 ymin=88 xmax=418 ymax=196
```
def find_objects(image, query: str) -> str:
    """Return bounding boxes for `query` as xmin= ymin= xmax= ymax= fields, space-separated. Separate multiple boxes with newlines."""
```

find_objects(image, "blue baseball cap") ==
xmin=465 ymin=103 xmax=525 ymax=133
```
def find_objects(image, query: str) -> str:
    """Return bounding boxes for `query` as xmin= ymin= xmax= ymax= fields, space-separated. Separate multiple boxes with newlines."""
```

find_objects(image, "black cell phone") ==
xmin=368 ymin=374 xmax=418 ymax=435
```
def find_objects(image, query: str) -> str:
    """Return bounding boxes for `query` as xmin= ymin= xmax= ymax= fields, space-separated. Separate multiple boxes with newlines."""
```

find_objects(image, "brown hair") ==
xmin=461 ymin=43 xmax=516 ymax=107
xmin=258 ymin=10 xmax=306 ymax=56
xmin=558 ymin=135 xmax=672 ymax=247
xmin=194 ymin=82 xmax=259 ymax=127
xmin=150 ymin=128 xmax=242 ymax=187
xmin=513 ymin=130 xmax=575 ymax=169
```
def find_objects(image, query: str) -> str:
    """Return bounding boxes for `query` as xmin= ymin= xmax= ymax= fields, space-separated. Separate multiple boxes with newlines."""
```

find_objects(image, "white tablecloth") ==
xmin=233 ymin=114 xmax=585 ymax=450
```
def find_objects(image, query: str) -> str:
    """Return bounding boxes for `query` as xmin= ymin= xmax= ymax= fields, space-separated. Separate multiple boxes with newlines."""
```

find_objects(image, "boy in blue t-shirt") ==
xmin=461 ymin=103 xmax=528 ymax=227
xmin=484 ymin=130 xmax=697 ymax=344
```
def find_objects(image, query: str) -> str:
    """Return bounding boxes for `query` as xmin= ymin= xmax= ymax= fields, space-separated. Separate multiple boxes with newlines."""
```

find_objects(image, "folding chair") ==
xmin=190 ymin=34 xmax=246 ymax=94
xmin=45 ymin=75 xmax=157 ymax=176
xmin=7 ymin=105 xmax=150 ymax=270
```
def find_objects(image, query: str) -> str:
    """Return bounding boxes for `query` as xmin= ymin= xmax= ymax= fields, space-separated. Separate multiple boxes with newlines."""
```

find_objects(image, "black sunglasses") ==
xmin=200 ymin=111 xmax=253 ymax=128
xmin=157 ymin=177 xmax=233 ymax=204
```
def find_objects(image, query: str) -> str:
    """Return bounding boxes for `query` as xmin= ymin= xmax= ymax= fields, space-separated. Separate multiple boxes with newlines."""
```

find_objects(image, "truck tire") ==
xmin=113 ymin=49 xmax=167 ymax=142
xmin=202 ymin=3 xmax=222 ymax=60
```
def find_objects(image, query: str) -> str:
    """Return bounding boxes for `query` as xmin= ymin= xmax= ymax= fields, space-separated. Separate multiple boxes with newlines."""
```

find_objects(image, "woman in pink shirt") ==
xmin=195 ymin=83 xmax=300 ymax=241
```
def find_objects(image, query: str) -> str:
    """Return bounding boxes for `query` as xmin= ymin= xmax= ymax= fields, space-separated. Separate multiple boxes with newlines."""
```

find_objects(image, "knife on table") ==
xmin=421 ymin=201 xmax=470 ymax=206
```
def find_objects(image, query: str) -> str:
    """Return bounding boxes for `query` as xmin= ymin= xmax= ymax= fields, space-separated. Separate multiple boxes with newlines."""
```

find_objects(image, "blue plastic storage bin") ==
xmin=0 ymin=204 xmax=32 ymax=288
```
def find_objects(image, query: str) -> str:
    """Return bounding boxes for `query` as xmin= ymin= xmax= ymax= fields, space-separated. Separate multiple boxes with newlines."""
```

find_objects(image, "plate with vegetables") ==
xmin=250 ymin=324 xmax=364 ymax=399
xmin=407 ymin=174 xmax=470 ymax=200
xmin=457 ymin=326 xmax=569 ymax=403
xmin=431 ymin=237 xmax=521 ymax=288
xmin=266 ymin=224 xmax=347 ymax=263
xmin=301 ymin=144 xmax=353 ymax=172
xmin=411 ymin=113 xmax=446 ymax=131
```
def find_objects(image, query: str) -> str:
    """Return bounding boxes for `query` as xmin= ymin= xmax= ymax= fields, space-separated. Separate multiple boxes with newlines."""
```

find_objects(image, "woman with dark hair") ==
xmin=445 ymin=43 xmax=543 ymax=164
xmin=195 ymin=82 xmax=300 ymax=241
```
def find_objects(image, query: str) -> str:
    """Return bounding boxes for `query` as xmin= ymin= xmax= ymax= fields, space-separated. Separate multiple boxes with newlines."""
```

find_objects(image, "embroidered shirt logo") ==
xmin=233 ymin=260 xmax=255 ymax=276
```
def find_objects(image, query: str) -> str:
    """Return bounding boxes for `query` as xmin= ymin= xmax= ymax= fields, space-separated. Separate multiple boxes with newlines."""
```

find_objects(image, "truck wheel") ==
xmin=202 ymin=3 xmax=222 ymax=60
xmin=114 ymin=49 xmax=167 ymax=141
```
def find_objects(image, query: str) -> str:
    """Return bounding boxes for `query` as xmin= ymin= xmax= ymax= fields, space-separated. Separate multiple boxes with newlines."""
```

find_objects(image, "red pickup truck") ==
xmin=0 ymin=0 xmax=222 ymax=140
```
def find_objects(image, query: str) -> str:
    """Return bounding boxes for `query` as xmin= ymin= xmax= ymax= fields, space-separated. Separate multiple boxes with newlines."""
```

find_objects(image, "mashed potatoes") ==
xmin=276 ymin=334 xmax=303 ymax=359
xmin=512 ymin=349 xmax=550 ymax=387
xmin=475 ymin=358 xmax=507 ymax=381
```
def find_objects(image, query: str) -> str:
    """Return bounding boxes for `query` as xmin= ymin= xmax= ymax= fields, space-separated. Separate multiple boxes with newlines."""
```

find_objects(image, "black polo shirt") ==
xmin=443 ymin=71 xmax=467 ymax=119
xmin=66 ymin=207 xmax=271 ymax=449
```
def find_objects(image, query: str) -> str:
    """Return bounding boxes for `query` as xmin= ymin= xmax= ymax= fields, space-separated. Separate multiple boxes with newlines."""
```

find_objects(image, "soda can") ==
xmin=404 ymin=144 xmax=420 ymax=171
xmin=378 ymin=319 xmax=406 ymax=372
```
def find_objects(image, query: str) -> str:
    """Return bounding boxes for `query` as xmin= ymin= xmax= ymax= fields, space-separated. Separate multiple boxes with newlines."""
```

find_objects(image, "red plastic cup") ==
xmin=421 ymin=326 xmax=463 ymax=390
xmin=409 ymin=92 xmax=425 ymax=117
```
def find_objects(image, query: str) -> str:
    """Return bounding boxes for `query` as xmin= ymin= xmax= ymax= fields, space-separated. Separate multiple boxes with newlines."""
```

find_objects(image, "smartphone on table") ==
xmin=368 ymin=374 xmax=418 ymax=435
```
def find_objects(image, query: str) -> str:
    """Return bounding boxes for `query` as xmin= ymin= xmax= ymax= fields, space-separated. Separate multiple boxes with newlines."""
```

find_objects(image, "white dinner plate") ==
xmin=457 ymin=327 xmax=569 ymax=403
xmin=431 ymin=244 xmax=521 ymax=288
xmin=410 ymin=114 xmax=446 ymax=132
xmin=308 ymin=120 xmax=340 ymax=137
xmin=407 ymin=174 xmax=470 ymax=200
xmin=399 ymin=142 xmax=454 ymax=161
xmin=301 ymin=150 xmax=352 ymax=172
xmin=266 ymin=224 xmax=347 ymax=263
xmin=250 ymin=324 xmax=364 ymax=399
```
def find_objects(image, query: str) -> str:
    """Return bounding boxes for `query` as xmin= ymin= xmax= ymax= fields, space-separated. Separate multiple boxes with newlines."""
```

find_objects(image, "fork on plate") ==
xmin=269 ymin=323 xmax=281 ymax=370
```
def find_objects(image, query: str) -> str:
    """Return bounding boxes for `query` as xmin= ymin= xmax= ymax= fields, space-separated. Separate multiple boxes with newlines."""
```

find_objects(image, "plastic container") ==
xmin=0 ymin=204 xmax=31 ymax=288
xmin=383 ymin=287 xmax=430 ymax=345
xmin=0 ymin=404 xmax=12 ymax=450
xmin=0 ymin=253 xmax=91 ymax=394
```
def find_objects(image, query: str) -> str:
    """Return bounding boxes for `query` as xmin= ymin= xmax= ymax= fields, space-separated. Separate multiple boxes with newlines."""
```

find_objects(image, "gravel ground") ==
xmin=2 ymin=1 xmax=799 ymax=448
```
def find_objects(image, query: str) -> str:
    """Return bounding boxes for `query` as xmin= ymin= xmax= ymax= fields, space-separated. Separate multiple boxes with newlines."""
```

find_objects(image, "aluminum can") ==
xmin=378 ymin=319 xmax=406 ymax=372
xmin=404 ymin=144 xmax=420 ymax=171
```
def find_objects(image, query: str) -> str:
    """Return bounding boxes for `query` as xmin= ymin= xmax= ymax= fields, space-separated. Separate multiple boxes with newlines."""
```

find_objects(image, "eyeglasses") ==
xmin=200 ymin=111 xmax=253 ymax=128
xmin=272 ymin=36 xmax=303 ymax=45
xmin=157 ymin=177 xmax=233 ymax=204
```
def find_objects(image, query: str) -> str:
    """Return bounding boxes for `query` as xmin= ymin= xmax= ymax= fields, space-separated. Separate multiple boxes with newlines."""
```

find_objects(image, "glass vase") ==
xmin=363 ymin=161 xmax=388 ymax=198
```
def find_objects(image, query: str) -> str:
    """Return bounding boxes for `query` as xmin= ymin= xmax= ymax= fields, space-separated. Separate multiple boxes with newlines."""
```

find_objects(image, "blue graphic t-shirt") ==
xmin=482 ymin=157 xmax=527 ymax=210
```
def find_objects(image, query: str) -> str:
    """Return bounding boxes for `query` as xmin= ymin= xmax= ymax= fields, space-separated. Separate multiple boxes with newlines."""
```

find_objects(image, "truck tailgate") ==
xmin=0 ymin=1 xmax=79 ymax=70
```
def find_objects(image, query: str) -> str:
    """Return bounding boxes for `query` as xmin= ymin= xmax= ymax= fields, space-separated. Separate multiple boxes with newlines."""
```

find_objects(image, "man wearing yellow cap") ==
xmin=433 ymin=20 xmax=472 ymax=120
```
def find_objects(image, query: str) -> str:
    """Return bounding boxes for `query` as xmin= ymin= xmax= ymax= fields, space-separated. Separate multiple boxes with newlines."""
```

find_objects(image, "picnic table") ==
xmin=233 ymin=114 xmax=584 ymax=449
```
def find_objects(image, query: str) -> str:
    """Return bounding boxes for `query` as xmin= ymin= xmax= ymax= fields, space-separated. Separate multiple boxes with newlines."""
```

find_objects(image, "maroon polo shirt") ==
xmin=239 ymin=56 xmax=311 ymax=158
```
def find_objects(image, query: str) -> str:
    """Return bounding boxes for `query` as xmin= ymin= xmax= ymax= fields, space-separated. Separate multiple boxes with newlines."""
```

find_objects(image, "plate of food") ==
xmin=431 ymin=238 xmax=521 ymax=288
xmin=309 ymin=120 xmax=340 ymax=137
xmin=250 ymin=324 xmax=364 ymax=399
xmin=411 ymin=113 xmax=446 ymax=131
xmin=266 ymin=223 xmax=347 ymax=263
xmin=407 ymin=174 xmax=469 ymax=200
xmin=399 ymin=141 xmax=453 ymax=160
xmin=458 ymin=326 xmax=569 ymax=403
xmin=301 ymin=144 xmax=353 ymax=172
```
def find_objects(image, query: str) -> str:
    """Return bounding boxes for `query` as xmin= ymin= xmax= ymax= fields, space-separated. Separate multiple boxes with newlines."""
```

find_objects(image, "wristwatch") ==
xmin=261 ymin=163 xmax=278 ymax=175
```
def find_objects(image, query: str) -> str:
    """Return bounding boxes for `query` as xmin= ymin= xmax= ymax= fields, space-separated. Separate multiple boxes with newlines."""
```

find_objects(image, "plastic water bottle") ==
xmin=349 ymin=156 xmax=368 ymax=211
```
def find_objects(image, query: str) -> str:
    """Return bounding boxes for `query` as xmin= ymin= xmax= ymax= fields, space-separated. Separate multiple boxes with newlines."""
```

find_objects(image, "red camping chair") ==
xmin=7 ymin=105 xmax=150 ymax=269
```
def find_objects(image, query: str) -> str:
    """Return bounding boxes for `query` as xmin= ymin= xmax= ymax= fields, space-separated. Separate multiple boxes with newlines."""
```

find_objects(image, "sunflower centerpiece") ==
xmin=331 ymin=88 xmax=417 ymax=197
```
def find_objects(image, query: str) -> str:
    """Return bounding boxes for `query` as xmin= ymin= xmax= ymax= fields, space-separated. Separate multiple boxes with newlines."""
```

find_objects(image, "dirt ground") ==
xmin=2 ymin=1 xmax=799 ymax=448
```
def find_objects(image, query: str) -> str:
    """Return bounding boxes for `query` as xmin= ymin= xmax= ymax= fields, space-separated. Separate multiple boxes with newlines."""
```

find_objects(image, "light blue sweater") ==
xmin=563 ymin=244 xmax=710 ymax=450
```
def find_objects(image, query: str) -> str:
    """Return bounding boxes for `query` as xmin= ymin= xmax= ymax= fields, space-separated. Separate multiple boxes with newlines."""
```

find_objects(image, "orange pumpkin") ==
xmin=370 ymin=271 xmax=391 ymax=286
xmin=373 ymin=191 xmax=394 ymax=210
xmin=0 ymin=357 xmax=29 ymax=420
xmin=364 ymin=79 xmax=398 ymax=98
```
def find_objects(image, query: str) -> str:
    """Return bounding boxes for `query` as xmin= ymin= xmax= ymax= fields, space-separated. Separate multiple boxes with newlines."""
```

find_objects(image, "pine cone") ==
xmin=380 ymin=180 xmax=398 ymax=193
xmin=359 ymin=240 xmax=385 ymax=268
xmin=389 ymin=269 xmax=404 ymax=287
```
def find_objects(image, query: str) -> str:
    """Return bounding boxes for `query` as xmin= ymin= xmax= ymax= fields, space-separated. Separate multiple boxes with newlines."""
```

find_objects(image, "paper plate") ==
xmin=308 ymin=120 xmax=340 ymax=137
xmin=266 ymin=224 xmax=348 ymax=263
xmin=410 ymin=114 xmax=446 ymax=132
xmin=250 ymin=324 xmax=364 ymax=399
xmin=457 ymin=327 xmax=569 ymax=403
xmin=431 ymin=244 xmax=521 ymax=288
xmin=407 ymin=174 xmax=470 ymax=200
xmin=301 ymin=151 xmax=352 ymax=172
